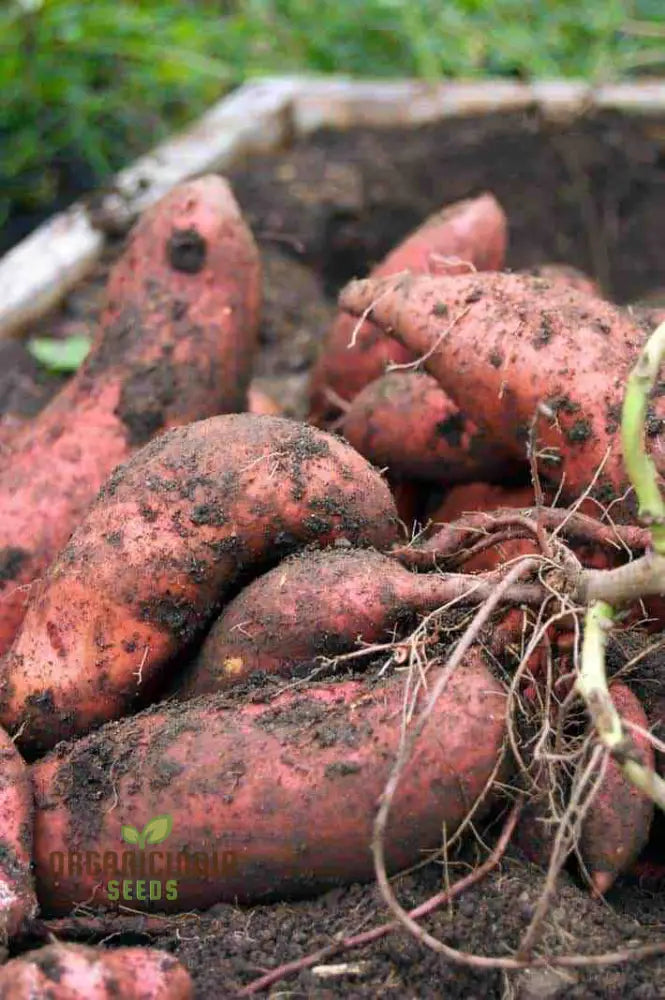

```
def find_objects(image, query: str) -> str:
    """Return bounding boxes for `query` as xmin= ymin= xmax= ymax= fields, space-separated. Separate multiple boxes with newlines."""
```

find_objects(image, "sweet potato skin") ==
xmin=0 ymin=943 xmax=192 ymax=999
xmin=309 ymin=193 xmax=507 ymax=423
xmin=0 ymin=175 xmax=261 ymax=659
xmin=0 ymin=724 xmax=36 ymax=941
xmin=0 ymin=415 xmax=399 ymax=752
xmin=339 ymin=271 xmax=652 ymax=517
xmin=32 ymin=649 xmax=507 ymax=912
xmin=579 ymin=683 xmax=654 ymax=894
xmin=180 ymin=547 xmax=479 ymax=696
xmin=342 ymin=371 xmax=516 ymax=484
xmin=525 ymin=263 xmax=600 ymax=298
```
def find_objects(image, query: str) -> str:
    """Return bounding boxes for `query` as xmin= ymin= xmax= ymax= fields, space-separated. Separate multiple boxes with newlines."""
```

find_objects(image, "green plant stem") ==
xmin=621 ymin=320 xmax=665 ymax=554
xmin=577 ymin=600 xmax=665 ymax=812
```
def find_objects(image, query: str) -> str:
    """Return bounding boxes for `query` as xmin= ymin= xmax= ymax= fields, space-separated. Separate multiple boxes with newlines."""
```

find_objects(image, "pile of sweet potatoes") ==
xmin=0 ymin=170 xmax=664 ymax=994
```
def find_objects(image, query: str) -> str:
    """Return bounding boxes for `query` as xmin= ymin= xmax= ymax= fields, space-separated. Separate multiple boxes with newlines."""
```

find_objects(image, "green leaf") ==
xmin=121 ymin=824 xmax=140 ymax=845
xmin=141 ymin=814 xmax=173 ymax=846
xmin=27 ymin=334 xmax=91 ymax=373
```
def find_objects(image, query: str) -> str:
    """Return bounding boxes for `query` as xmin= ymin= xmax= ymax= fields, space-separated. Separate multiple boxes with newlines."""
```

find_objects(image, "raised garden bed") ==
xmin=3 ymin=79 xmax=665 ymax=998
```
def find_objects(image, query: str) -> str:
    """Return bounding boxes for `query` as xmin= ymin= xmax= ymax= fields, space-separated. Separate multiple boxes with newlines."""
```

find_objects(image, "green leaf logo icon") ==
xmin=141 ymin=814 xmax=173 ymax=846
xmin=121 ymin=824 xmax=140 ymax=845
xmin=120 ymin=814 xmax=173 ymax=849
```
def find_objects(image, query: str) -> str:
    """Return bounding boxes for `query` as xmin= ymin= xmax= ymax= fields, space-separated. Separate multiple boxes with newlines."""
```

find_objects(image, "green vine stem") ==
xmin=621 ymin=320 xmax=665 ymax=553
xmin=576 ymin=600 xmax=665 ymax=812
xmin=574 ymin=323 xmax=665 ymax=818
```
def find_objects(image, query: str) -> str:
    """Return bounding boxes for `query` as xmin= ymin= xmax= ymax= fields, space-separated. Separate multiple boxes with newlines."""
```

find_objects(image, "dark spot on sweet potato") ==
xmin=432 ymin=302 xmax=448 ymax=317
xmin=324 ymin=761 xmax=362 ymax=778
xmin=488 ymin=350 xmax=503 ymax=368
xmin=105 ymin=531 xmax=123 ymax=547
xmin=171 ymin=299 xmax=188 ymax=320
xmin=465 ymin=288 xmax=483 ymax=304
xmin=189 ymin=503 xmax=227 ymax=527
xmin=0 ymin=546 xmax=27 ymax=584
xmin=532 ymin=315 xmax=555 ymax=349
xmin=115 ymin=358 xmax=177 ymax=446
xmin=547 ymin=393 xmax=580 ymax=416
xmin=46 ymin=620 xmax=67 ymax=659
xmin=33 ymin=950 xmax=66 ymax=983
xmin=167 ymin=227 xmax=207 ymax=273
xmin=436 ymin=412 xmax=465 ymax=448
xmin=25 ymin=689 xmax=56 ymax=715
xmin=138 ymin=595 xmax=200 ymax=642
xmin=605 ymin=401 xmax=622 ymax=436
xmin=566 ymin=418 xmax=592 ymax=443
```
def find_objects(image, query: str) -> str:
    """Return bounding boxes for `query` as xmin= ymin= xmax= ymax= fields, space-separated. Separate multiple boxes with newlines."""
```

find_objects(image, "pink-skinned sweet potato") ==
xmin=341 ymin=370 xmax=517 ymax=485
xmin=339 ymin=271 xmax=656 ymax=518
xmin=0 ymin=175 xmax=261 ymax=659
xmin=179 ymin=547 xmax=498 ymax=697
xmin=0 ymin=943 xmax=192 ymax=999
xmin=0 ymin=415 xmax=398 ymax=753
xmin=0 ymin=723 xmax=36 ymax=941
xmin=31 ymin=648 xmax=507 ymax=912
xmin=579 ymin=682 xmax=654 ymax=895
xmin=308 ymin=193 xmax=507 ymax=424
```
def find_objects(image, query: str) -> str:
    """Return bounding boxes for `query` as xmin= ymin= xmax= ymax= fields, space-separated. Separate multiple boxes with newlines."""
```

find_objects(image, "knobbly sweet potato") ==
xmin=0 ymin=943 xmax=192 ymax=999
xmin=180 ymin=547 xmax=495 ymax=696
xmin=341 ymin=371 xmax=517 ymax=485
xmin=0 ymin=175 xmax=261 ymax=659
xmin=31 ymin=648 xmax=507 ymax=912
xmin=0 ymin=723 xmax=36 ymax=941
xmin=0 ymin=415 xmax=398 ymax=753
xmin=579 ymin=682 xmax=654 ymax=895
xmin=309 ymin=193 xmax=507 ymax=424
xmin=339 ymin=271 xmax=656 ymax=518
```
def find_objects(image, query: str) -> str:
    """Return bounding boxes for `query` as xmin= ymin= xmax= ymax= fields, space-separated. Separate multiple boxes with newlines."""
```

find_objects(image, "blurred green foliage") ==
xmin=2 ymin=0 xmax=664 ymax=241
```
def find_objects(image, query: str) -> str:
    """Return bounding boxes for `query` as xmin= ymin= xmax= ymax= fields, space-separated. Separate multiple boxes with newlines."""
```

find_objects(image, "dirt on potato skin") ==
xmin=5 ymin=110 xmax=665 ymax=996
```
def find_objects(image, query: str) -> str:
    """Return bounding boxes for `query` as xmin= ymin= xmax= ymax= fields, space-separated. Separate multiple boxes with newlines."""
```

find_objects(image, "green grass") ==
xmin=2 ymin=0 xmax=664 ymax=241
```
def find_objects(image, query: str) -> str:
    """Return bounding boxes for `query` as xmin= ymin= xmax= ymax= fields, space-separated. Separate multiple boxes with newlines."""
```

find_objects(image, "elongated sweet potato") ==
xmin=0 ymin=943 xmax=192 ymax=999
xmin=180 ymin=547 xmax=493 ymax=696
xmin=0 ymin=176 xmax=261 ymax=659
xmin=339 ymin=271 xmax=654 ymax=517
xmin=341 ymin=370 xmax=517 ymax=485
xmin=579 ymin=682 xmax=654 ymax=895
xmin=32 ymin=649 xmax=507 ymax=912
xmin=309 ymin=193 xmax=507 ymax=424
xmin=0 ymin=415 xmax=398 ymax=753
xmin=0 ymin=723 xmax=36 ymax=941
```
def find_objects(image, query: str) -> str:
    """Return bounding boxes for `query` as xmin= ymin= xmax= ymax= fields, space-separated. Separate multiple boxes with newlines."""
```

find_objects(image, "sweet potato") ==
xmin=427 ymin=483 xmax=538 ymax=573
xmin=32 ymin=648 xmax=507 ymax=912
xmin=0 ymin=176 xmax=261 ymax=659
xmin=0 ymin=415 xmax=399 ymax=753
xmin=339 ymin=271 xmax=654 ymax=518
xmin=341 ymin=371 xmax=517 ymax=485
xmin=579 ymin=682 xmax=654 ymax=895
xmin=309 ymin=193 xmax=507 ymax=424
xmin=0 ymin=723 xmax=36 ymax=941
xmin=180 ymin=547 xmax=497 ymax=696
xmin=0 ymin=943 xmax=192 ymax=999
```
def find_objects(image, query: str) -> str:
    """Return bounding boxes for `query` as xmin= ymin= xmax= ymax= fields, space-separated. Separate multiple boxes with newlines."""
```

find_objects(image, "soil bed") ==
xmin=4 ymin=108 xmax=665 ymax=997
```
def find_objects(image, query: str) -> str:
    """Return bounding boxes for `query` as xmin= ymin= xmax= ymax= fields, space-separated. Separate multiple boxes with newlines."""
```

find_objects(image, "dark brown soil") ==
xmin=5 ymin=108 xmax=665 ymax=997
